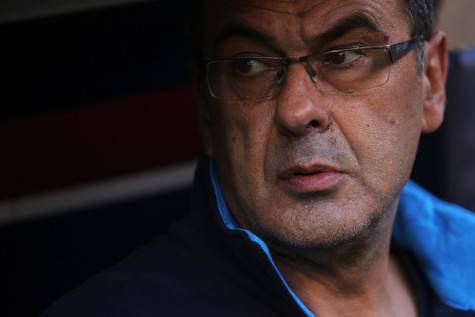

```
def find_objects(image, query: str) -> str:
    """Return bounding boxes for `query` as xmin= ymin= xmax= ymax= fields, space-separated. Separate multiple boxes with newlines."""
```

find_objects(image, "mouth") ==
xmin=278 ymin=163 xmax=345 ymax=194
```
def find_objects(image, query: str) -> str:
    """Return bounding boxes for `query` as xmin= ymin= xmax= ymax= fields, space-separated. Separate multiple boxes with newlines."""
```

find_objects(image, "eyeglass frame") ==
xmin=203 ymin=37 xmax=423 ymax=99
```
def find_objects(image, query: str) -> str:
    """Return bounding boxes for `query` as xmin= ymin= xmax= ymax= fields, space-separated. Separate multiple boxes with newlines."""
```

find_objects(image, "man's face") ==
xmin=199 ymin=0 xmax=443 ymax=249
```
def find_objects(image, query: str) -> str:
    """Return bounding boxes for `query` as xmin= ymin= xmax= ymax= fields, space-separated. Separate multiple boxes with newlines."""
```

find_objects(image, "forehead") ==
xmin=201 ymin=0 xmax=409 ymax=53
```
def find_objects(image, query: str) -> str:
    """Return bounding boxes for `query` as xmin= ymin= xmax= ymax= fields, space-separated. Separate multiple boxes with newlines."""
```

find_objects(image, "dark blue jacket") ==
xmin=44 ymin=159 xmax=475 ymax=317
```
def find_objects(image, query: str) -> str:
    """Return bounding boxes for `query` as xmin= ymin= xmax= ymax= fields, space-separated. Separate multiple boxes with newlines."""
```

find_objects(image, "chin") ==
xmin=250 ymin=199 xmax=391 ymax=256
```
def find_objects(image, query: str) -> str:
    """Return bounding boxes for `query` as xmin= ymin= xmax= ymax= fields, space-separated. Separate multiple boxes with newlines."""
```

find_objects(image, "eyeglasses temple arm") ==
xmin=388 ymin=38 xmax=421 ymax=63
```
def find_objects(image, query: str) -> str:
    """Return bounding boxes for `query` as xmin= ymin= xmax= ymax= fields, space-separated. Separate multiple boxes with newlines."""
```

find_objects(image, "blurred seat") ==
xmin=2 ymin=187 xmax=191 ymax=317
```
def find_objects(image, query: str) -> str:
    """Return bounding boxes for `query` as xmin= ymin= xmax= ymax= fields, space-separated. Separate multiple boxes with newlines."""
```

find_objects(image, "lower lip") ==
xmin=280 ymin=172 xmax=344 ymax=193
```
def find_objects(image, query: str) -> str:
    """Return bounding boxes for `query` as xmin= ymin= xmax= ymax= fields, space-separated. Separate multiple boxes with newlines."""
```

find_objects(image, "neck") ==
xmin=271 ymin=208 xmax=417 ymax=317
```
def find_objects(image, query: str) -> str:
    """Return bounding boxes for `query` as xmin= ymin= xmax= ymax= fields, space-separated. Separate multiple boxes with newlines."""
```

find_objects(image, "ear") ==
xmin=192 ymin=79 xmax=215 ymax=158
xmin=421 ymin=31 xmax=449 ymax=133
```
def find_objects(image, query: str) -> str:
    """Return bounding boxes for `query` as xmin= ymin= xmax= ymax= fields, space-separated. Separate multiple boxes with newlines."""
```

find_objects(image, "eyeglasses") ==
xmin=204 ymin=38 xmax=421 ymax=100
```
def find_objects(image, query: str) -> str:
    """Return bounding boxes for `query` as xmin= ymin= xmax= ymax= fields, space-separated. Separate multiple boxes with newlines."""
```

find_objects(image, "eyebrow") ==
xmin=212 ymin=12 xmax=388 ymax=55
xmin=313 ymin=12 xmax=388 ymax=48
xmin=213 ymin=23 xmax=283 ymax=55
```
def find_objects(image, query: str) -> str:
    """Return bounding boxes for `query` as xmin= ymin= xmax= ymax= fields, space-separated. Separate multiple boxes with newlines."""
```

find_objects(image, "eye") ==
xmin=323 ymin=49 xmax=363 ymax=66
xmin=232 ymin=58 xmax=271 ymax=77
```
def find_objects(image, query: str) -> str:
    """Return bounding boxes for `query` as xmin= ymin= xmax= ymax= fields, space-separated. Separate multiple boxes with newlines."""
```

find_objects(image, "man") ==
xmin=45 ymin=0 xmax=475 ymax=316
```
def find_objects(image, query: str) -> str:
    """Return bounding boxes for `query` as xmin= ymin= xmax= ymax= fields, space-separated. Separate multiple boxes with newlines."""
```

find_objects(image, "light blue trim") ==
xmin=209 ymin=161 xmax=314 ymax=317
xmin=394 ymin=180 xmax=475 ymax=311
xmin=209 ymin=161 xmax=475 ymax=313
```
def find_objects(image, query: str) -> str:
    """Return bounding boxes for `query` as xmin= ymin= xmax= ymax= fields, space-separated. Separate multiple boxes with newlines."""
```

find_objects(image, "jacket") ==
xmin=44 ymin=159 xmax=475 ymax=317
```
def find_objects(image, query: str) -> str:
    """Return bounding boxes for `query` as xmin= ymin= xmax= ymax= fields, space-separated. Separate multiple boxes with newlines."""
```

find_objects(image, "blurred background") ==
xmin=1 ymin=1 xmax=474 ymax=316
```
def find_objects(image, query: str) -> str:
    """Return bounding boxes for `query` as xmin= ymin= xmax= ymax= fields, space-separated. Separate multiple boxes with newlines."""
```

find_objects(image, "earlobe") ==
xmin=421 ymin=31 xmax=448 ymax=133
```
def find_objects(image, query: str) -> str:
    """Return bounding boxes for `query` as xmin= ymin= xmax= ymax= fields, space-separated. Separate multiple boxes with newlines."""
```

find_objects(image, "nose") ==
xmin=275 ymin=64 xmax=330 ymax=136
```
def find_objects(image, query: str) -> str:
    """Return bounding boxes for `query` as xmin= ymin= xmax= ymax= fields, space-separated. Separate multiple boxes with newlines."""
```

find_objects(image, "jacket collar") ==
xmin=204 ymin=159 xmax=475 ymax=313
xmin=394 ymin=181 xmax=475 ymax=311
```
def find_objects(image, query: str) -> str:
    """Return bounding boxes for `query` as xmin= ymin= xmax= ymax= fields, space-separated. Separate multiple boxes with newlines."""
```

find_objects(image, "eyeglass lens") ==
xmin=206 ymin=47 xmax=392 ymax=100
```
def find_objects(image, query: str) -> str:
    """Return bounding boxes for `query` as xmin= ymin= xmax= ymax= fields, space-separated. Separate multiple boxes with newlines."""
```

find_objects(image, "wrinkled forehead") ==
xmin=200 ymin=0 xmax=409 ymax=54
xmin=209 ymin=0 xmax=363 ymax=16
xmin=203 ymin=0 xmax=406 ymax=22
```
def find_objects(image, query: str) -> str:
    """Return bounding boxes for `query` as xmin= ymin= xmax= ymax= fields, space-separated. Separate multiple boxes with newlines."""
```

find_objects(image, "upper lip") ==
xmin=278 ymin=163 xmax=342 ymax=180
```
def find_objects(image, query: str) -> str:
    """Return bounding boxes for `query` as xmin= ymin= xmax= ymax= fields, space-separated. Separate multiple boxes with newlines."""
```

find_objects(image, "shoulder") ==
xmin=43 ymin=218 xmax=270 ymax=317
xmin=41 ymin=221 xmax=224 ymax=317
xmin=43 ymin=230 xmax=193 ymax=316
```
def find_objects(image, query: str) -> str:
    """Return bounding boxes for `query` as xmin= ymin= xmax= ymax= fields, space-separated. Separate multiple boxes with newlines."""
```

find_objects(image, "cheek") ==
xmin=337 ymin=86 xmax=423 ymax=190
xmin=211 ymin=101 xmax=275 ymax=182
xmin=383 ymin=75 xmax=425 ymax=158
